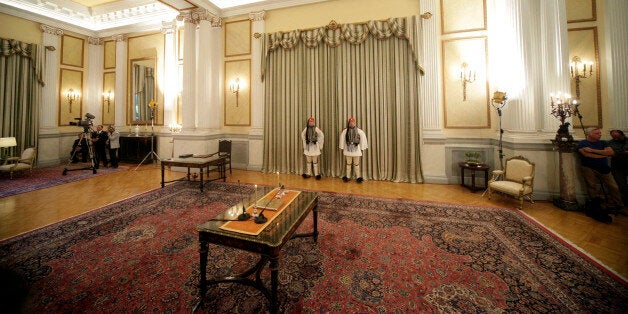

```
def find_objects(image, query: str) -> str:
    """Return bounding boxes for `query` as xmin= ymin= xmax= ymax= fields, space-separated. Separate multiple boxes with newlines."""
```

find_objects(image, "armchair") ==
xmin=0 ymin=147 xmax=37 ymax=179
xmin=218 ymin=140 xmax=232 ymax=174
xmin=487 ymin=155 xmax=535 ymax=210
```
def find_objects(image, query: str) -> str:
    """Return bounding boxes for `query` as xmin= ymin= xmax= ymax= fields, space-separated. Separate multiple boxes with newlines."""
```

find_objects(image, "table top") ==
xmin=458 ymin=161 xmax=489 ymax=170
xmin=197 ymin=186 xmax=318 ymax=248
xmin=161 ymin=155 xmax=224 ymax=167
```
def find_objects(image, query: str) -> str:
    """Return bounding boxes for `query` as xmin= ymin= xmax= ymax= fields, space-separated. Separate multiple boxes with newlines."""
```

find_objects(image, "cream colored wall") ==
xmin=0 ymin=12 xmax=41 ymax=44
xmin=264 ymin=0 xmax=420 ymax=33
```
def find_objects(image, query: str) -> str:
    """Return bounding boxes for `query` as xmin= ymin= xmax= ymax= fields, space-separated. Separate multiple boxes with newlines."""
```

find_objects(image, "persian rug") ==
xmin=0 ymin=182 xmax=626 ymax=313
xmin=0 ymin=164 xmax=127 ymax=198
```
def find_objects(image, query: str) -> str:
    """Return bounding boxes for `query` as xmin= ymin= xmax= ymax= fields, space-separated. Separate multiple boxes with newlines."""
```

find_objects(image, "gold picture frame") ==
xmin=225 ymin=19 xmax=251 ymax=57
xmin=61 ymin=35 xmax=85 ymax=68
xmin=441 ymin=0 xmax=487 ymax=34
xmin=59 ymin=68 xmax=83 ymax=126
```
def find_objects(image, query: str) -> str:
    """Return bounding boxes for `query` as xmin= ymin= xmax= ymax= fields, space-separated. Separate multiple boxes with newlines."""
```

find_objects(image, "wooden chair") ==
xmin=0 ymin=147 xmax=37 ymax=179
xmin=218 ymin=140 xmax=232 ymax=174
xmin=487 ymin=155 xmax=535 ymax=210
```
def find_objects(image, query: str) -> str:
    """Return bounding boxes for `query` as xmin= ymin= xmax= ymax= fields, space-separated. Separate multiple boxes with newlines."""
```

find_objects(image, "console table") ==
xmin=119 ymin=135 xmax=156 ymax=164
xmin=459 ymin=162 xmax=490 ymax=192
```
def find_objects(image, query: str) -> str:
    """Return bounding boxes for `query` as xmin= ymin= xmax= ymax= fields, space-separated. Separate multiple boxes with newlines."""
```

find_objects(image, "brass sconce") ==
xmin=459 ymin=62 xmax=476 ymax=101
xmin=229 ymin=77 xmax=240 ymax=107
xmin=569 ymin=56 xmax=593 ymax=99
xmin=66 ymin=89 xmax=80 ymax=113
xmin=103 ymin=90 xmax=113 ymax=113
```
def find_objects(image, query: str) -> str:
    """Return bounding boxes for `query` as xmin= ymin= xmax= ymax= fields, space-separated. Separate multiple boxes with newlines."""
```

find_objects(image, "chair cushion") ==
xmin=0 ymin=162 xmax=31 ymax=172
xmin=489 ymin=181 xmax=532 ymax=196
xmin=505 ymin=159 xmax=534 ymax=183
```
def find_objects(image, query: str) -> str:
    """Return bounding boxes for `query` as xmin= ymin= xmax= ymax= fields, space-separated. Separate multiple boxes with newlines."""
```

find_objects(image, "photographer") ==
xmin=91 ymin=125 xmax=109 ymax=169
xmin=70 ymin=133 xmax=88 ymax=163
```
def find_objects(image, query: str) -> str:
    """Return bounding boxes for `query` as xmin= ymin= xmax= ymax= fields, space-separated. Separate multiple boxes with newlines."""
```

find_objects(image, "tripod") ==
xmin=63 ymin=127 xmax=97 ymax=175
xmin=134 ymin=110 xmax=160 ymax=171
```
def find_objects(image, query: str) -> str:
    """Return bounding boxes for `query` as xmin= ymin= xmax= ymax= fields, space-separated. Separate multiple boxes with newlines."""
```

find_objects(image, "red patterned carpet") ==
xmin=0 ymin=164 xmax=127 ymax=197
xmin=0 ymin=181 xmax=626 ymax=313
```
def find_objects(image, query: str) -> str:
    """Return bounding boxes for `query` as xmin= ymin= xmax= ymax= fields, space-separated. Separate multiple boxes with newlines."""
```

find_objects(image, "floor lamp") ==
xmin=169 ymin=122 xmax=182 ymax=158
xmin=490 ymin=91 xmax=508 ymax=170
xmin=134 ymin=104 xmax=161 ymax=171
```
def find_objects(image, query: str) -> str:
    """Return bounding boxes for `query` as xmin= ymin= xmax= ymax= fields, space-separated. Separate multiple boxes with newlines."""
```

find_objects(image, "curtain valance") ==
xmin=262 ymin=16 xmax=424 ymax=78
xmin=0 ymin=38 xmax=45 ymax=85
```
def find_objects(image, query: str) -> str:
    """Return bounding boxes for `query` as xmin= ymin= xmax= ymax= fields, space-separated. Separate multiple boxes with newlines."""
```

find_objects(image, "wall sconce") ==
xmin=66 ymin=89 xmax=80 ymax=113
xmin=459 ymin=62 xmax=476 ymax=101
xmin=168 ymin=122 xmax=182 ymax=158
xmin=229 ymin=77 xmax=240 ymax=107
xmin=569 ymin=56 xmax=593 ymax=99
xmin=103 ymin=90 xmax=113 ymax=113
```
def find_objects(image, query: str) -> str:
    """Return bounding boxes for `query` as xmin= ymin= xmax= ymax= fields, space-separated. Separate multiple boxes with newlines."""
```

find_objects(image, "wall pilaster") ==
xmin=40 ymin=25 xmax=63 ymax=131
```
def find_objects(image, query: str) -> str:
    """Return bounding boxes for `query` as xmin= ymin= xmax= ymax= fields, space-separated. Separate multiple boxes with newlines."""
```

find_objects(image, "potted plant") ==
xmin=464 ymin=151 xmax=481 ymax=166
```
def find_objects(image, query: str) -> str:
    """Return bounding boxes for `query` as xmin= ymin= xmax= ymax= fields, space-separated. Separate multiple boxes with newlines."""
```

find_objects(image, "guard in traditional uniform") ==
xmin=301 ymin=116 xmax=324 ymax=179
xmin=339 ymin=117 xmax=368 ymax=182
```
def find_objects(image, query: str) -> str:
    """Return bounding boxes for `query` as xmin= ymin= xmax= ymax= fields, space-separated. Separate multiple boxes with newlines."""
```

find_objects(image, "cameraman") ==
xmin=70 ymin=133 xmax=88 ymax=163
xmin=91 ymin=125 xmax=109 ymax=168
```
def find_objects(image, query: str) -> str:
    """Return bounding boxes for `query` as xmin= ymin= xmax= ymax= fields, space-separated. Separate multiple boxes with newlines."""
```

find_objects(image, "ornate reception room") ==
xmin=0 ymin=0 xmax=626 ymax=312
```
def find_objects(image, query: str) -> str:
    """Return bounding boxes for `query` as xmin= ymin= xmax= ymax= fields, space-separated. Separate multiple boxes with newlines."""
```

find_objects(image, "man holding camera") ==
xmin=91 ymin=125 xmax=109 ymax=169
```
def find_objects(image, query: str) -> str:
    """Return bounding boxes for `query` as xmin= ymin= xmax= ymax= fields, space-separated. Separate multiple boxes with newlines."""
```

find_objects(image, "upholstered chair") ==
xmin=487 ymin=155 xmax=535 ymax=210
xmin=0 ymin=147 xmax=37 ymax=179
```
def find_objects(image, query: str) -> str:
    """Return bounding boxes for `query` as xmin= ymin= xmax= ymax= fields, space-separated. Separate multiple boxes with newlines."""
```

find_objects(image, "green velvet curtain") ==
xmin=0 ymin=38 xmax=44 ymax=156
xmin=261 ymin=16 xmax=424 ymax=183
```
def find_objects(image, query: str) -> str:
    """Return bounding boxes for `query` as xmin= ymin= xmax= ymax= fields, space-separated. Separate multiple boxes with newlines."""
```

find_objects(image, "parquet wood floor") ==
xmin=1 ymin=164 xmax=626 ymax=279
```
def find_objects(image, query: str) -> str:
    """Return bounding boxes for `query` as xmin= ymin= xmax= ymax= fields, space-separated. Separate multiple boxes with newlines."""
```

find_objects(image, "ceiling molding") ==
xmin=0 ymin=0 xmax=332 ymax=34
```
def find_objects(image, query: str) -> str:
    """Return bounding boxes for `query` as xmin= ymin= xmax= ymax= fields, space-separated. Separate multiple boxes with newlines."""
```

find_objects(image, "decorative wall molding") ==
xmin=40 ymin=24 xmax=63 ymax=36
xmin=88 ymin=37 xmax=104 ymax=45
xmin=111 ymin=34 xmax=127 ymax=42
xmin=249 ymin=11 xmax=266 ymax=21
xmin=161 ymin=20 xmax=177 ymax=35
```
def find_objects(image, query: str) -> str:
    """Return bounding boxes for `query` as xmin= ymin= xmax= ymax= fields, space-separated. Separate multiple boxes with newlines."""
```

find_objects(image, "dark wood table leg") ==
xmin=471 ymin=171 xmax=476 ymax=191
xmin=200 ymin=169 xmax=204 ymax=192
xmin=269 ymin=256 xmax=279 ymax=314
xmin=460 ymin=167 xmax=465 ymax=186
xmin=313 ymin=204 xmax=319 ymax=243
xmin=161 ymin=162 xmax=165 ymax=188
xmin=193 ymin=240 xmax=209 ymax=312
xmin=484 ymin=169 xmax=489 ymax=189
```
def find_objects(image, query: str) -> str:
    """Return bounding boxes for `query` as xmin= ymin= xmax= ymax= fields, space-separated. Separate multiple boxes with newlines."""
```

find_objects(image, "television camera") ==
xmin=69 ymin=113 xmax=96 ymax=132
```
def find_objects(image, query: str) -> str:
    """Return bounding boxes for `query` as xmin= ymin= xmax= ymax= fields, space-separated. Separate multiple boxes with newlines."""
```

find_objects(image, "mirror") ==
xmin=129 ymin=58 xmax=156 ymax=123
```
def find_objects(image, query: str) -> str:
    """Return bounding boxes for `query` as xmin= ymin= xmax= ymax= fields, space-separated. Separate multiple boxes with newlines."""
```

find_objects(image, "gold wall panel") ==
xmin=441 ymin=0 xmax=486 ymax=34
xmin=442 ymin=36 xmax=489 ymax=128
xmin=566 ymin=0 xmax=596 ymax=23
xmin=59 ymin=69 xmax=83 ymax=125
xmin=568 ymin=27 xmax=601 ymax=128
xmin=104 ymin=40 xmax=116 ymax=69
xmin=224 ymin=59 xmax=251 ymax=126
xmin=61 ymin=35 xmax=84 ymax=67
xmin=102 ymin=72 xmax=116 ymax=125
xmin=225 ymin=19 xmax=251 ymax=57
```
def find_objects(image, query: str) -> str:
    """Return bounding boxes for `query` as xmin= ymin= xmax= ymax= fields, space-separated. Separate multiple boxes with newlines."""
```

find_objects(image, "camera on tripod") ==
xmin=69 ymin=113 xmax=95 ymax=132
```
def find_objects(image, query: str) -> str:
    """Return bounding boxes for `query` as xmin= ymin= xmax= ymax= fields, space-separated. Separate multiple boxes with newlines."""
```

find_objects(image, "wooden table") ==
xmin=160 ymin=156 xmax=226 ymax=192
xmin=193 ymin=186 xmax=319 ymax=313
xmin=459 ymin=162 xmax=490 ymax=192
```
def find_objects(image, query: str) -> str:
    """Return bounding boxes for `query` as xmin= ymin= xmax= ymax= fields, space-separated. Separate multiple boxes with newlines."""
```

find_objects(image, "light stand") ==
xmin=134 ymin=107 xmax=161 ymax=171
xmin=490 ymin=91 xmax=508 ymax=170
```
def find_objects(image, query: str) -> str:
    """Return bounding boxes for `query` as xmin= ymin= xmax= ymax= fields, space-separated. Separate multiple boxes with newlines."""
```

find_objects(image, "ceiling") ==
xmin=0 ymin=0 xmax=327 ymax=35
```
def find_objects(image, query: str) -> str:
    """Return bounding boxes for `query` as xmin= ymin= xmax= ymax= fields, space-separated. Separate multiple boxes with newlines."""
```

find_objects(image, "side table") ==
xmin=459 ymin=162 xmax=489 ymax=192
